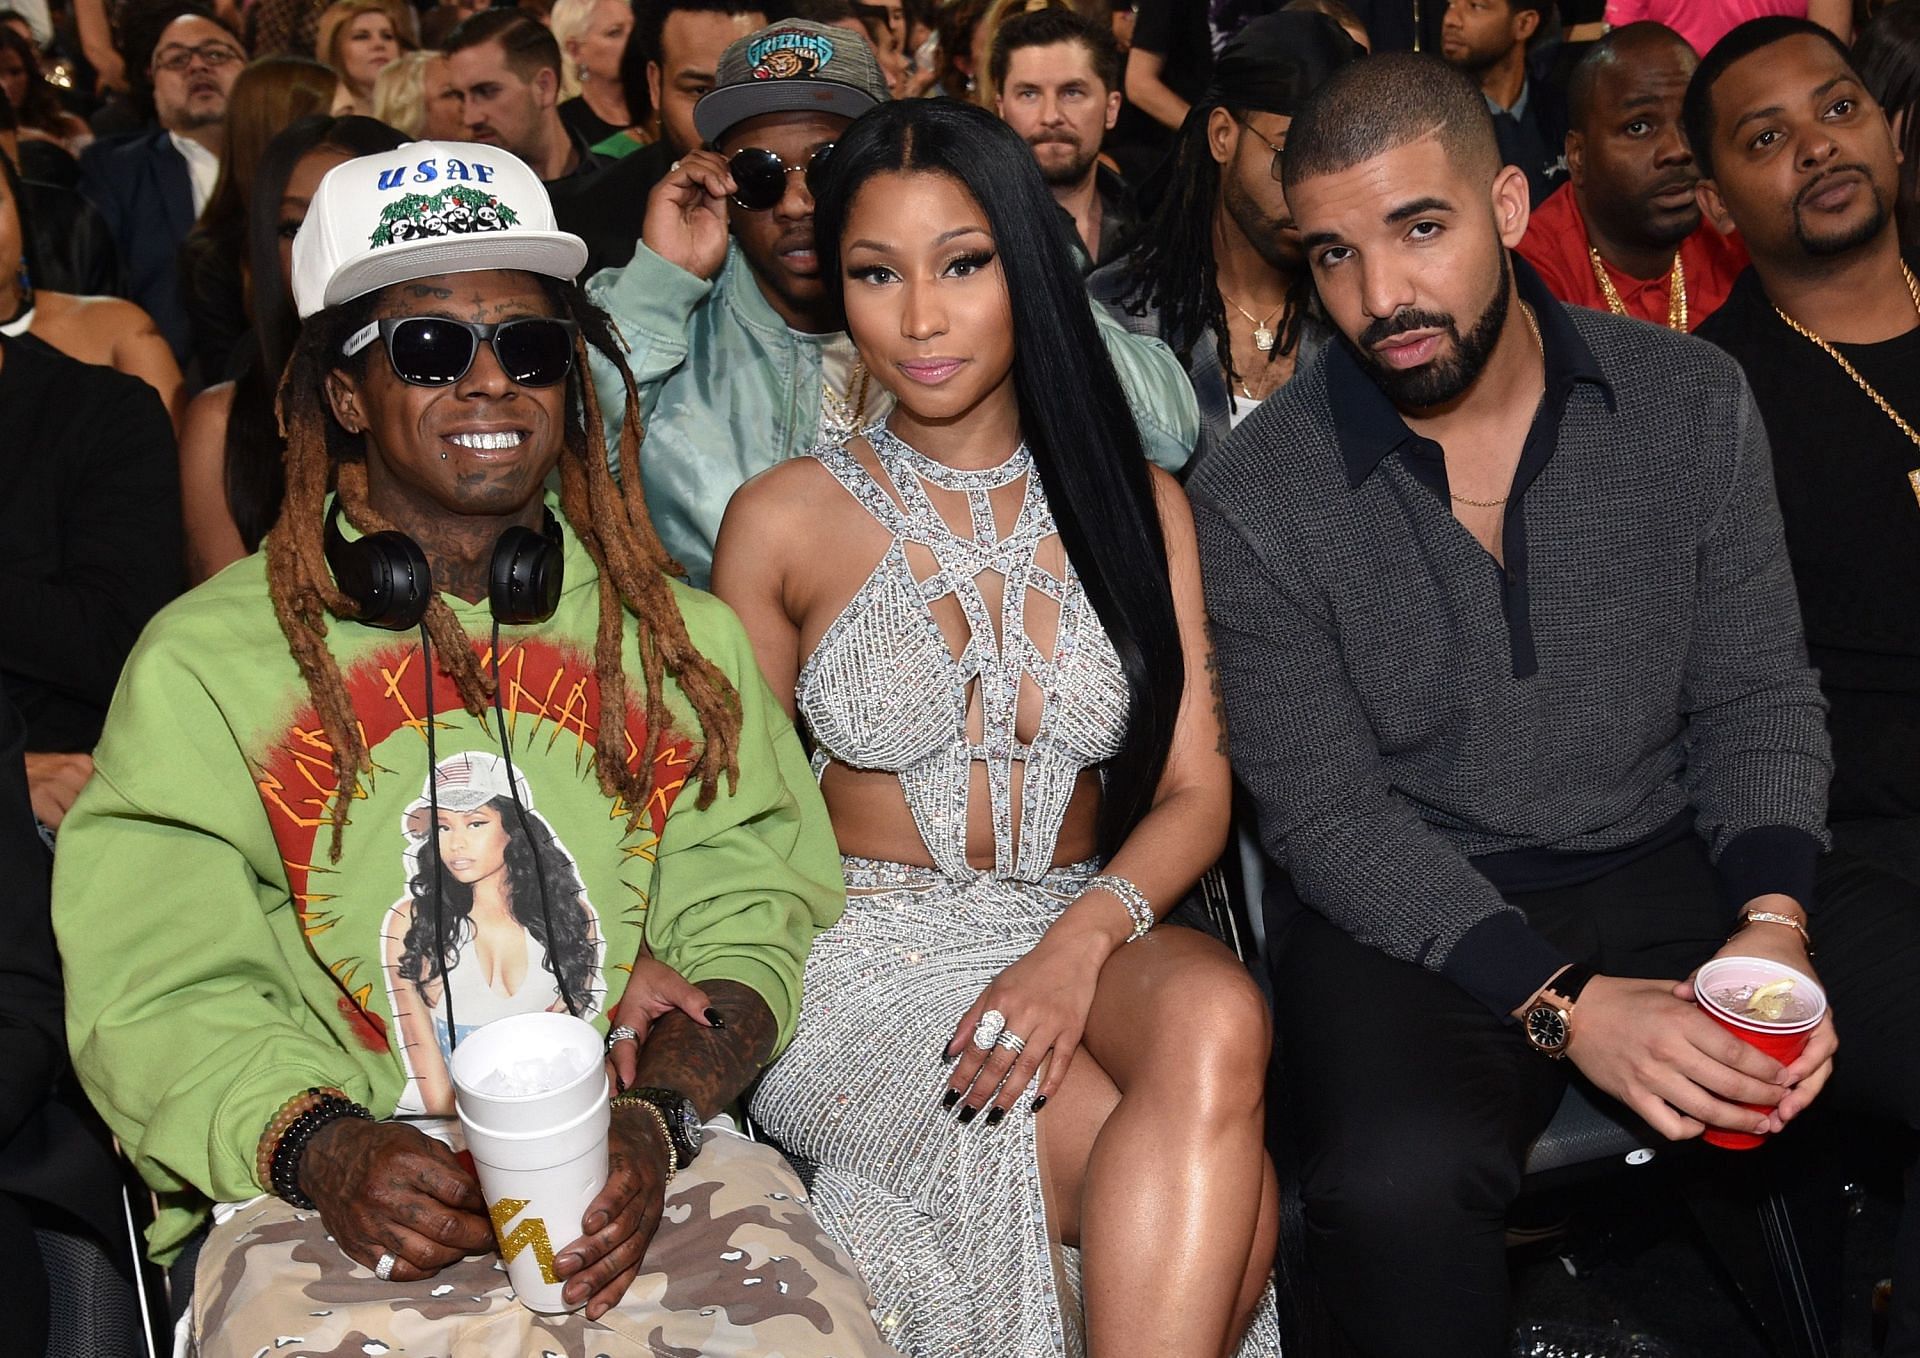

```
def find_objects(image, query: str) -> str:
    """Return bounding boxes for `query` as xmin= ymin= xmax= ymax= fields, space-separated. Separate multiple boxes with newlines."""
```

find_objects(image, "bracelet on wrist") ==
xmin=266 ymin=1093 xmax=373 ymax=1209
xmin=1735 ymin=909 xmax=1814 ymax=956
xmin=255 ymin=1086 xmax=348 ymax=1189
xmin=610 ymin=1092 xmax=679 ymax=1180
xmin=1087 ymin=873 xmax=1154 ymax=943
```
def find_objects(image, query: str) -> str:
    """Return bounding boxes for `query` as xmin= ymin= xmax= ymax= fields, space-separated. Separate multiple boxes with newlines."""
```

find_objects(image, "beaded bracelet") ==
xmin=268 ymin=1094 xmax=374 ymax=1209
xmin=256 ymin=1087 xmax=348 ymax=1189
xmin=1087 ymin=873 xmax=1155 ymax=943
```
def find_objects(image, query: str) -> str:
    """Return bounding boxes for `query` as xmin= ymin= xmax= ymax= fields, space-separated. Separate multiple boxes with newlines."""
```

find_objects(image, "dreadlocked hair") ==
xmin=266 ymin=274 xmax=741 ymax=861
xmin=1120 ymin=104 xmax=1308 ymax=397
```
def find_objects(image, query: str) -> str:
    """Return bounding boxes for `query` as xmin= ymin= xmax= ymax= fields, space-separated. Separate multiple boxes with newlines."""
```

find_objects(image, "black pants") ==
xmin=0 ymin=1192 xmax=49 ymax=1356
xmin=1268 ymin=836 xmax=1920 ymax=1358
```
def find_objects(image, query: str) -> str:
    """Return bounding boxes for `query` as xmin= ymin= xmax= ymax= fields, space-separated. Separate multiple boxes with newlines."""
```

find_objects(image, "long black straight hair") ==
xmin=809 ymin=97 xmax=1184 ymax=855
xmin=226 ymin=114 xmax=407 ymax=550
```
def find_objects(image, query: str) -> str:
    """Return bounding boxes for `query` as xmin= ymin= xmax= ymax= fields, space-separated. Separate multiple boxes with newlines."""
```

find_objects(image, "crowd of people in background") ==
xmin=5 ymin=0 xmax=1920 ymax=1353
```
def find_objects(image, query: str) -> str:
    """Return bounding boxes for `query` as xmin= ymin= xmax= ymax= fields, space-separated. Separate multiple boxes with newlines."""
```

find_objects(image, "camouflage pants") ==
xmin=187 ymin=1130 xmax=900 ymax=1358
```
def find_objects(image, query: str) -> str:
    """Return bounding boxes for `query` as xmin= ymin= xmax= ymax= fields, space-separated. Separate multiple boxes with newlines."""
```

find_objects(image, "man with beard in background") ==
xmin=993 ymin=5 xmax=1135 ymax=270
xmin=1519 ymin=21 xmax=1748 ymax=329
xmin=1694 ymin=20 xmax=1920 ymax=914
xmin=1094 ymin=10 xmax=1361 ymax=456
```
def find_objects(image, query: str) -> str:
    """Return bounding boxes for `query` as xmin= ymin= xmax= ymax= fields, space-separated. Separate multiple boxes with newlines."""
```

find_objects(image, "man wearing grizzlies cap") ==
xmin=585 ymin=18 xmax=1204 ymax=588
xmin=52 ymin=138 xmax=900 ymax=1357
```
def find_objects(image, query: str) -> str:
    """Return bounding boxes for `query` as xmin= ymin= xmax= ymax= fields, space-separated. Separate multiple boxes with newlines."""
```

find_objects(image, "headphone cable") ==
xmin=418 ymin=624 xmax=457 ymax=1053
xmin=490 ymin=620 xmax=581 ymax=1019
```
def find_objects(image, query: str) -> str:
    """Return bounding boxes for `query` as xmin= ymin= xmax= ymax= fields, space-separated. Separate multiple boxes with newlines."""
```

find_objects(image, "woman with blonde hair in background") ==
xmin=179 ymin=55 xmax=338 ymax=384
xmin=372 ymin=47 xmax=466 ymax=139
xmin=316 ymin=0 xmax=413 ymax=115
xmin=550 ymin=0 xmax=634 ymax=144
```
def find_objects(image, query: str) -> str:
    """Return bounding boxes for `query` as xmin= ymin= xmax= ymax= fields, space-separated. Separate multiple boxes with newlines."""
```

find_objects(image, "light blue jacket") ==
xmin=587 ymin=241 xmax=1202 ymax=588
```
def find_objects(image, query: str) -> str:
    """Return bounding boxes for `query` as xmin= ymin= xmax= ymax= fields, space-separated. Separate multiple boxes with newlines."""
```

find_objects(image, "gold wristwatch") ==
xmin=1521 ymin=964 xmax=1595 ymax=1059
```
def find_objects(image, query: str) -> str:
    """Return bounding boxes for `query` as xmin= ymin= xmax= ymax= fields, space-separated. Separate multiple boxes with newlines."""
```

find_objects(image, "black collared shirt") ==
xmin=1324 ymin=256 xmax=1614 ymax=680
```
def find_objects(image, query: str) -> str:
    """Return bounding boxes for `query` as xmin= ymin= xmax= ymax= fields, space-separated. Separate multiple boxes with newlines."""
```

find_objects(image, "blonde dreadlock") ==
xmin=266 ymin=277 xmax=742 ymax=861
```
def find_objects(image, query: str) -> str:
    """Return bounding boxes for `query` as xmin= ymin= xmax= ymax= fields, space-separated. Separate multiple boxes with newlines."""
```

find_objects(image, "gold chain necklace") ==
xmin=1449 ymin=301 xmax=1545 ymax=510
xmin=1223 ymin=291 xmax=1285 ymax=351
xmin=1588 ymin=245 xmax=1688 ymax=331
xmin=1772 ymin=264 xmax=1920 ymax=510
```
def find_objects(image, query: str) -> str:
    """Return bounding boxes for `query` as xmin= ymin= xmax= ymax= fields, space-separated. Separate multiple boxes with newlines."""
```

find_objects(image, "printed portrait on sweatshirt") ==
xmin=381 ymin=750 xmax=607 ymax=1118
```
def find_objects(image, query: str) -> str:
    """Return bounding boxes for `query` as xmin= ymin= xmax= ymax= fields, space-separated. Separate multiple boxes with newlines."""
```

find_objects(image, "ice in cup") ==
xmin=449 ymin=1012 xmax=610 ymax=1312
xmin=1693 ymin=956 xmax=1827 ymax=1151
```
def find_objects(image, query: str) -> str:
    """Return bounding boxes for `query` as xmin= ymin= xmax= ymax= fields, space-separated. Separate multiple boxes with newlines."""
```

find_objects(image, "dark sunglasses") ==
xmin=342 ymin=316 xmax=580 ymax=388
xmin=726 ymin=143 xmax=835 ymax=212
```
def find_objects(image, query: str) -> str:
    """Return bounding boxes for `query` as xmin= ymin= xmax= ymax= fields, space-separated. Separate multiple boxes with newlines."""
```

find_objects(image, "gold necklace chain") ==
xmin=1772 ymin=265 xmax=1920 ymax=511
xmin=1222 ymin=290 xmax=1286 ymax=352
xmin=1449 ymin=302 xmax=1545 ymax=510
xmin=1588 ymin=245 xmax=1687 ymax=332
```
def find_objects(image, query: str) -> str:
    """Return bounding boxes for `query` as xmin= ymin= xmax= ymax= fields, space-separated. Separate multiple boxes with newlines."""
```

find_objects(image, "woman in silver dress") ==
xmin=611 ymin=98 xmax=1280 ymax=1357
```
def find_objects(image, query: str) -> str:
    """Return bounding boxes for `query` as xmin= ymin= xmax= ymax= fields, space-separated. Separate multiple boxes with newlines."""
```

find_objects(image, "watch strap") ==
xmin=1543 ymin=963 xmax=1595 ymax=1010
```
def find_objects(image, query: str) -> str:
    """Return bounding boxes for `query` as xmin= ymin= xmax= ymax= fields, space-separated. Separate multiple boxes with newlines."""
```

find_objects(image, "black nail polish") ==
xmin=939 ymin=1043 xmax=953 ymax=1062
xmin=986 ymin=1107 xmax=1005 ymax=1126
xmin=1031 ymin=1095 xmax=1048 ymax=1114
xmin=941 ymin=1089 xmax=960 ymax=1109
xmin=704 ymin=1008 xmax=727 ymax=1029
xmin=958 ymin=1104 xmax=979 ymax=1124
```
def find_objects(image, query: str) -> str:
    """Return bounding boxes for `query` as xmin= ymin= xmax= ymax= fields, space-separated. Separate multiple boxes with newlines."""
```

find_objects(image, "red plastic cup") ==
xmin=1694 ymin=956 xmax=1826 ymax=1150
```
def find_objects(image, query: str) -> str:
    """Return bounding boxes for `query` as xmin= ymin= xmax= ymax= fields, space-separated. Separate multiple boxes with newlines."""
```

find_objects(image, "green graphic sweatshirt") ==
xmin=51 ymin=501 xmax=844 ymax=1259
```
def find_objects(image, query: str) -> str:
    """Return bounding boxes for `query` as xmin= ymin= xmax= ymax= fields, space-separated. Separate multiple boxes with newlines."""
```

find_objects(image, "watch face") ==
xmin=673 ymin=1100 xmax=704 ymax=1150
xmin=1525 ymin=1003 xmax=1570 ymax=1053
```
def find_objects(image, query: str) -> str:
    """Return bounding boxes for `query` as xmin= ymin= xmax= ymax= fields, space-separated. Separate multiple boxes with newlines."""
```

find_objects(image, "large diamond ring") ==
xmin=971 ymin=1010 xmax=1007 ymax=1051
xmin=995 ymin=1030 xmax=1027 ymax=1055
xmin=605 ymin=1024 xmax=639 ymax=1051
xmin=374 ymin=1251 xmax=399 ymax=1282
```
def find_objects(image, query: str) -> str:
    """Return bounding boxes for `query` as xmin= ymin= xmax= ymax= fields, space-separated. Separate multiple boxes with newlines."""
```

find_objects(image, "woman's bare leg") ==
xmin=1036 ymin=926 xmax=1276 ymax=1358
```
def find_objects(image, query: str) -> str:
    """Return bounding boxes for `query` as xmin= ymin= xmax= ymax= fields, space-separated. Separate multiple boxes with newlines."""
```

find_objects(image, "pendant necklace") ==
xmin=1223 ymin=292 xmax=1285 ymax=352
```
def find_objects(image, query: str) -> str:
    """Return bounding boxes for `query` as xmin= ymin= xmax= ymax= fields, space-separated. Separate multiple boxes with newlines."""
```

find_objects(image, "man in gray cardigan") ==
xmin=1191 ymin=53 xmax=1920 ymax=1357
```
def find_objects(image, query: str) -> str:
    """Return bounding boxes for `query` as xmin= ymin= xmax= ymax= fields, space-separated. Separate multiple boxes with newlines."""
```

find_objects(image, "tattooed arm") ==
xmin=627 ymin=979 xmax=777 ymax=1117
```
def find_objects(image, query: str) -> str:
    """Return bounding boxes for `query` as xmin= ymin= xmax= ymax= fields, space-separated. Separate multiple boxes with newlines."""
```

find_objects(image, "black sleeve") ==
xmin=0 ymin=357 xmax=183 ymax=716
xmin=0 ymin=693 xmax=62 ymax=1146
xmin=1131 ymin=0 xmax=1176 ymax=56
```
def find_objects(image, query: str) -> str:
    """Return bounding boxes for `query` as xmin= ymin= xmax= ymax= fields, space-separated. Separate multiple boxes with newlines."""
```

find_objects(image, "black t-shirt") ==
xmin=1698 ymin=264 xmax=1920 ymax=819
xmin=1131 ymin=0 xmax=1214 ymax=104
xmin=550 ymin=138 xmax=676 ymax=278
xmin=0 ymin=335 xmax=181 ymax=753
xmin=559 ymin=96 xmax=627 ymax=149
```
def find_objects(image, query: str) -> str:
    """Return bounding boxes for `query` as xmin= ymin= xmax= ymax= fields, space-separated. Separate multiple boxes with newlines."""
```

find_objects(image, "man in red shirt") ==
xmin=1518 ymin=21 xmax=1748 ymax=330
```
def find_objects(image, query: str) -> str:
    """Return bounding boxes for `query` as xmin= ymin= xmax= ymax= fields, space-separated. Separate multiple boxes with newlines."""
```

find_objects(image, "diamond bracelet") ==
xmin=1087 ymin=873 xmax=1155 ymax=943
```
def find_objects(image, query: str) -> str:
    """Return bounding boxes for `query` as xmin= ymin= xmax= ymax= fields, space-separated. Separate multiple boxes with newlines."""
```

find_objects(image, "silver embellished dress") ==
xmin=748 ymin=425 xmax=1281 ymax=1358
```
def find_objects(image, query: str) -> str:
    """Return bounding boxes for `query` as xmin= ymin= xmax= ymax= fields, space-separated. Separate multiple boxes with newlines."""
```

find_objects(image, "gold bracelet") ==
xmin=610 ymin=1093 xmax=678 ymax=1180
xmin=1735 ymin=909 xmax=1814 ymax=955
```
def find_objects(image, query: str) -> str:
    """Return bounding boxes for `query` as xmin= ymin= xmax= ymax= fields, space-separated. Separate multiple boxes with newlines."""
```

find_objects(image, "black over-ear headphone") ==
xmin=324 ymin=501 xmax=566 ymax=630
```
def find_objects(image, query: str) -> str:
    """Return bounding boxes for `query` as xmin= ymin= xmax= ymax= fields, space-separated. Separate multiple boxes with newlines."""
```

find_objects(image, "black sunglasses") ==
xmin=343 ymin=316 xmax=580 ymax=388
xmin=726 ymin=143 xmax=836 ymax=212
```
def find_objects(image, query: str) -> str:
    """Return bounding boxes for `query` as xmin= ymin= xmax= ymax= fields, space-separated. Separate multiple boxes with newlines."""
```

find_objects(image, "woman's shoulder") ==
xmin=725 ymin=450 xmax=858 ymax=536
xmin=42 ymin=291 xmax=160 ymax=339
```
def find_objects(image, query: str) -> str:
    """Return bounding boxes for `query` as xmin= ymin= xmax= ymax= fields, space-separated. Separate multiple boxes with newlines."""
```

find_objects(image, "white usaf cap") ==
xmin=292 ymin=141 xmax=589 ymax=319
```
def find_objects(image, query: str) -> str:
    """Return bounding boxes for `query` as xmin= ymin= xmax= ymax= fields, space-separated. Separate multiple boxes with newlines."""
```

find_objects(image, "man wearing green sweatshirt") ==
xmin=51 ymin=140 xmax=897 ymax=1356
